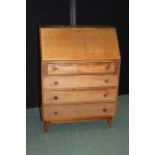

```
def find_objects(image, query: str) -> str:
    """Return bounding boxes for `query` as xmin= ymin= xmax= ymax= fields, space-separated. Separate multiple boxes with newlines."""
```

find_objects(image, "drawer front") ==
xmin=43 ymin=75 xmax=118 ymax=90
xmin=45 ymin=62 xmax=116 ymax=75
xmin=43 ymin=103 xmax=116 ymax=121
xmin=43 ymin=89 xmax=117 ymax=104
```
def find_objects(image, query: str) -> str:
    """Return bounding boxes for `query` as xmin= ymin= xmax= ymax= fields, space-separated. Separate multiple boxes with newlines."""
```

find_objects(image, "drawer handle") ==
xmin=105 ymin=64 xmax=111 ymax=70
xmin=53 ymin=67 xmax=59 ymax=71
xmin=54 ymin=96 xmax=58 ymax=100
xmin=54 ymin=111 xmax=58 ymax=115
xmin=102 ymin=108 xmax=107 ymax=112
xmin=103 ymin=93 xmax=108 ymax=97
xmin=54 ymin=81 xmax=58 ymax=85
xmin=104 ymin=79 xmax=109 ymax=83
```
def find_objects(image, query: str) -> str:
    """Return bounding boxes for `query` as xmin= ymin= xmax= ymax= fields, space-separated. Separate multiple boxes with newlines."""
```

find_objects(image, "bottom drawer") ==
xmin=43 ymin=103 xmax=116 ymax=122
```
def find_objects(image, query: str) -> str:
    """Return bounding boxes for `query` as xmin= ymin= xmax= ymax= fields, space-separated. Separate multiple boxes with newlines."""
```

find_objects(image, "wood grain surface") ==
xmin=40 ymin=27 xmax=120 ymax=61
xmin=43 ymin=88 xmax=117 ymax=104
xmin=43 ymin=102 xmax=116 ymax=121
xmin=43 ymin=74 xmax=118 ymax=90
xmin=40 ymin=27 xmax=121 ymax=131
xmin=45 ymin=62 xmax=117 ymax=75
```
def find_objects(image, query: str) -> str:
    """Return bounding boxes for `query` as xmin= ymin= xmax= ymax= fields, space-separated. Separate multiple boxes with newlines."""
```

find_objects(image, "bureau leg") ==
xmin=44 ymin=122 xmax=49 ymax=133
xmin=107 ymin=117 xmax=113 ymax=128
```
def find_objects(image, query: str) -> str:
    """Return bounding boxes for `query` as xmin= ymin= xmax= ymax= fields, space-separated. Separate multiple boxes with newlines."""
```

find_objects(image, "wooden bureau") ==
xmin=39 ymin=27 xmax=121 ymax=132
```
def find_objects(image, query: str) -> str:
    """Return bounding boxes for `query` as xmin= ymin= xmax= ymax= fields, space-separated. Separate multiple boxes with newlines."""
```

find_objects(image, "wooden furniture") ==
xmin=39 ymin=27 xmax=121 ymax=133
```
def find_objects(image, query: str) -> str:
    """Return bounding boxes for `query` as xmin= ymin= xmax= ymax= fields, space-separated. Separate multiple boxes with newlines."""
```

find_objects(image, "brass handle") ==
xmin=54 ymin=96 xmax=58 ymax=100
xmin=53 ymin=67 xmax=59 ymax=71
xmin=105 ymin=79 xmax=109 ymax=83
xmin=102 ymin=108 xmax=107 ymax=112
xmin=54 ymin=81 xmax=58 ymax=85
xmin=54 ymin=111 xmax=58 ymax=115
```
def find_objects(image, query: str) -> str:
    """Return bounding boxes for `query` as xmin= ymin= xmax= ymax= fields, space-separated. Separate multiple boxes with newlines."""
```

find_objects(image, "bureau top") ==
xmin=40 ymin=27 xmax=121 ymax=61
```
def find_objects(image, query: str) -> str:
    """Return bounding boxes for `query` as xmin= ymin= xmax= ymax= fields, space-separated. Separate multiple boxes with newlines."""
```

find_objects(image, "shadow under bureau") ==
xmin=39 ymin=27 xmax=121 ymax=133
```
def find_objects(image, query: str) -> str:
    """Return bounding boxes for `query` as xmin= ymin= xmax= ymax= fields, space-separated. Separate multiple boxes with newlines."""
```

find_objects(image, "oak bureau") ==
xmin=39 ymin=27 xmax=121 ymax=133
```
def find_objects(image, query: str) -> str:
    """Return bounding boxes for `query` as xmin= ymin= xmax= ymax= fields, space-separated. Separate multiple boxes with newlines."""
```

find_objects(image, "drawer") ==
xmin=43 ymin=89 xmax=117 ymax=104
xmin=43 ymin=75 xmax=118 ymax=90
xmin=43 ymin=103 xmax=116 ymax=121
xmin=44 ymin=62 xmax=116 ymax=75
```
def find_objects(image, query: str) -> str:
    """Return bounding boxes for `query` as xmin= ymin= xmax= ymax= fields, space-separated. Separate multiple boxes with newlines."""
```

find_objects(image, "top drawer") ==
xmin=43 ymin=62 xmax=117 ymax=75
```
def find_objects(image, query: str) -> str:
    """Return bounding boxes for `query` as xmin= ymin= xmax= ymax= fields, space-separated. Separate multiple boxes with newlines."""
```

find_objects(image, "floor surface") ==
xmin=27 ymin=95 xmax=129 ymax=155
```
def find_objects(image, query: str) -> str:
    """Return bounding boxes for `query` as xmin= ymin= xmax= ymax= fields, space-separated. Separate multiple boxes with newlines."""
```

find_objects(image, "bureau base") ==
xmin=43 ymin=116 xmax=113 ymax=133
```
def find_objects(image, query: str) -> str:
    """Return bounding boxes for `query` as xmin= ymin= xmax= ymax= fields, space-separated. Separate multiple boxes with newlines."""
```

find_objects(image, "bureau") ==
xmin=39 ymin=27 xmax=121 ymax=133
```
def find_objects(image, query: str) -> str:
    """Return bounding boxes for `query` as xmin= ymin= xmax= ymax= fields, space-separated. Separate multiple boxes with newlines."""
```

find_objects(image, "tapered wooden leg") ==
xmin=44 ymin=122 xmax=49 ymax=133
xmin=107 ymin=117 xmax=113 ymax=128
